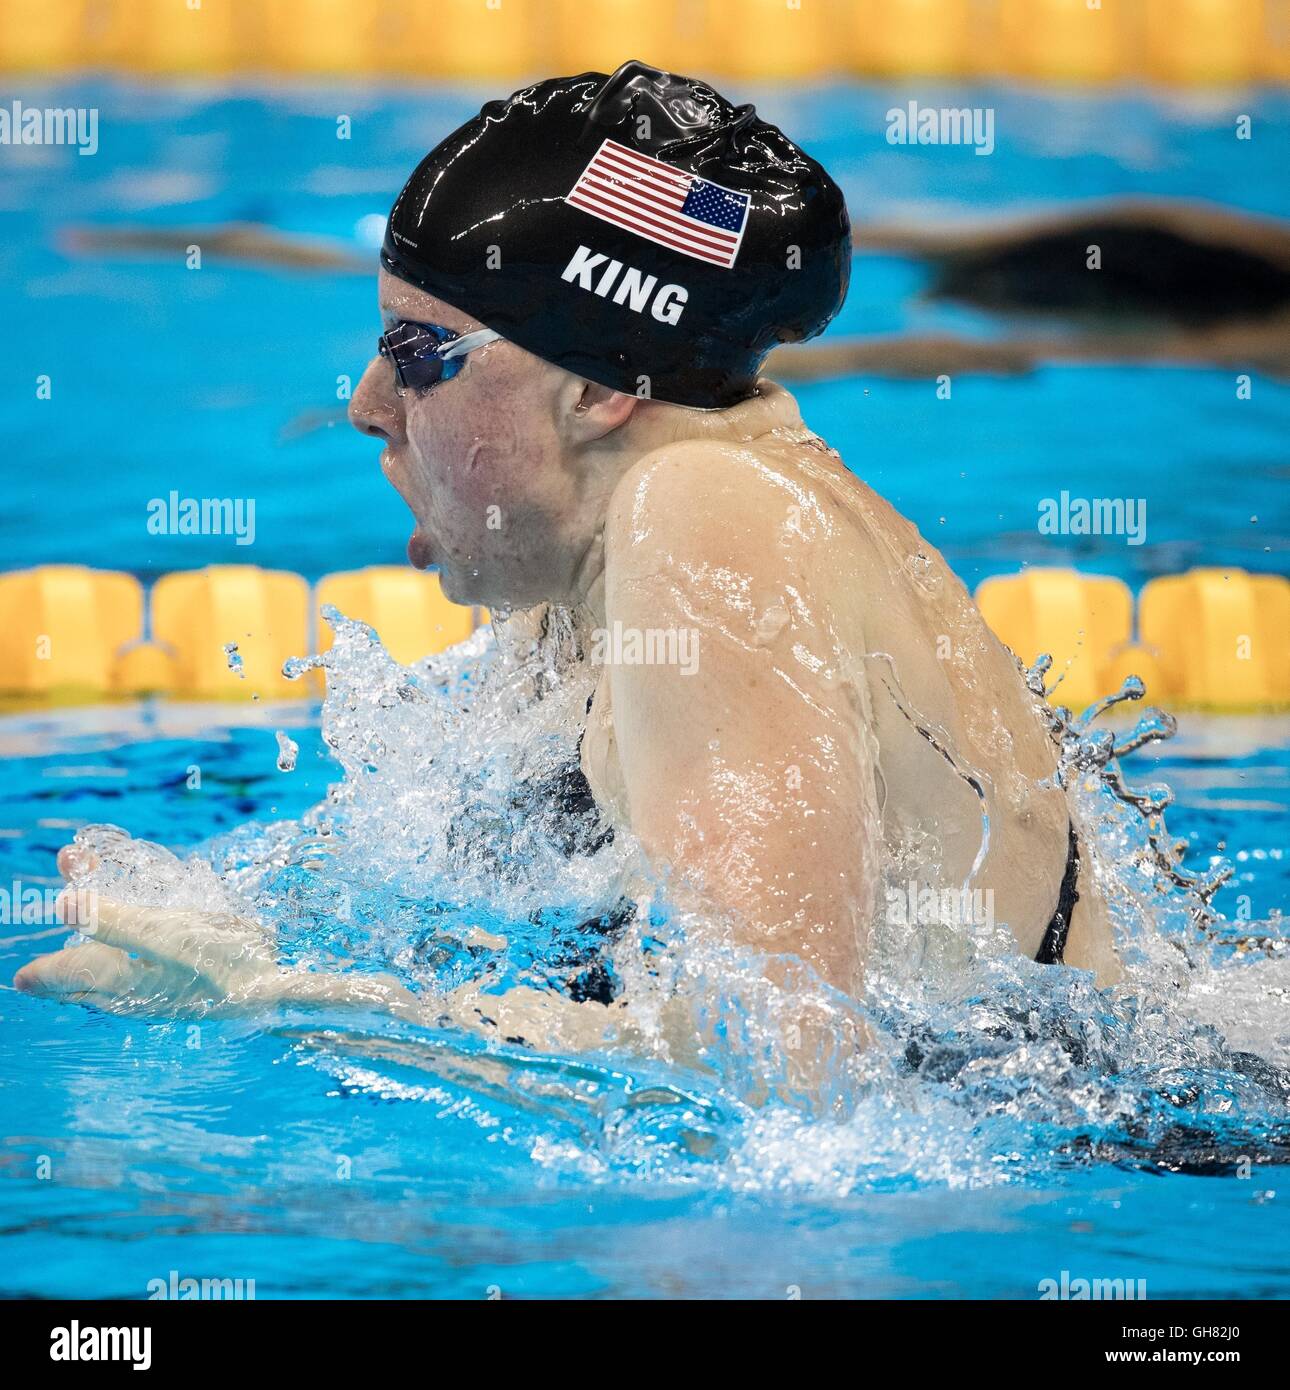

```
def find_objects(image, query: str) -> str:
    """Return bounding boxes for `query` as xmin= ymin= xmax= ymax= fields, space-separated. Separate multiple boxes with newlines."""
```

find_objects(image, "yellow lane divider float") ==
xmin=0 ymin=564 xmax=476 ymax=702
xmin=976 ymin=568 xmax=1138 ymax=711
xmin=0 ymin=0 xmax=1287 ymax=84
xmin=977 ymin=566 xmax=1290 ymax=711
xmin=1139 ymin=567 xmax=1290 ymax=708
xmin=0 ymin=563 xmax=1285 ymax=710
xmin=151 ymin=566 xmax=310 ymax=699
xmin=315 ymin=565 xmax=478 ymax=667
xmin=0 ymin=565 xmax=143 ymax=697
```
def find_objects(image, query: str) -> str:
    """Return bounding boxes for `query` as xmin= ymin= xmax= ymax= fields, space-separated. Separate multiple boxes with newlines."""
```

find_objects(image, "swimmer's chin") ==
xmin=408 ymin=535 xmax=532 ymax=608
xmin=408 ymin=533 xmax=469 ymax=603
xmin=414 ymin=549 xmax=481 ymax=607
xmin=430 ymin=561 xmax=532 ymax=611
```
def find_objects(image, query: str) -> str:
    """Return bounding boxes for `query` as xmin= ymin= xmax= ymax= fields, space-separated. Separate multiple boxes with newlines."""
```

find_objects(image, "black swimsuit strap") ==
xmin=1035 ymin=822 xmax=1081 ymax=965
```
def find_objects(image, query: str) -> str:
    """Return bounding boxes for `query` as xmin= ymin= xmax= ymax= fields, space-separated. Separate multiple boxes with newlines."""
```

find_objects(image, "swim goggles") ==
xmin=378 ymin=320 xmax=502 ymax=395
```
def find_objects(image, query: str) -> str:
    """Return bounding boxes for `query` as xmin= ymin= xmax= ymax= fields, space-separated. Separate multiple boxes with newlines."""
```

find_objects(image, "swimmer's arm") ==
xmin=11 ymin=896 xmax=430 ymax=1020
xmin=13 ymin=891 xmax=649 ymax=1054
xmin=602 ymin=445 xmax=883 ymax=997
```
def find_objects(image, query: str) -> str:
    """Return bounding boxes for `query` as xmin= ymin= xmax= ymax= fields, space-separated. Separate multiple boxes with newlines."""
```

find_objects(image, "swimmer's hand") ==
xmin=12 ymin=846 xmax=421 ymax=1020
xmin=13 ymin=849 xmax=646 ymax=1049
xmin=13 ymin=890 xmax=422 ymax=1021
xmin=14 ymin=894 xmax=643 ymax=1052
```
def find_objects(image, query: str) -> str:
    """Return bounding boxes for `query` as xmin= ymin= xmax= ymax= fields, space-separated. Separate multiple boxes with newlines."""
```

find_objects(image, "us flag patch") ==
xmin=565 ymin=137 xmax=750 ymax=269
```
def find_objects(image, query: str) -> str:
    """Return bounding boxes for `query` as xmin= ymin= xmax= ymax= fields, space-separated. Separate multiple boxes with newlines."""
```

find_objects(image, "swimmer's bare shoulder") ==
xmin=600 ymin=435 xmax=884 ymax=997
xmin=604 ymin=426 xmax=1122 ymax=991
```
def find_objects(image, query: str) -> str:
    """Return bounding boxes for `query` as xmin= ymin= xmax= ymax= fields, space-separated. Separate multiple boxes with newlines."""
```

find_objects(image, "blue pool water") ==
xmin=1 ymin=80 xmax=1289 ymax=1299
xmin=0 ymin=80 xmax=1285 ymax=584
xmin=1 ymin=689 xmax=1287 ymax=1298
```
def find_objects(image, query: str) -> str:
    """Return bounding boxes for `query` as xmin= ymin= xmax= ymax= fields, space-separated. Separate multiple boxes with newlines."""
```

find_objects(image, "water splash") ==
xmin=59 ymin=615 xmax=1290 ymax=1193
xmin=1028 ymin=661 xmax=1234 ymax=935
xmin=274 ymin=730 xmax=299 ymax=772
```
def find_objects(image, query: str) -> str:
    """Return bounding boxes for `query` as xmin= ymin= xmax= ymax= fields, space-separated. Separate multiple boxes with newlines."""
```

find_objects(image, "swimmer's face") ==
xmin=349 ymin=269 xmax=637 ymax=609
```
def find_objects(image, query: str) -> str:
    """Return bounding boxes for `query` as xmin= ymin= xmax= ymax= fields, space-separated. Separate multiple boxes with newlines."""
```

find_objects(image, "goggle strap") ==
xmin=438 ymin=327 xmax=502 ymax=361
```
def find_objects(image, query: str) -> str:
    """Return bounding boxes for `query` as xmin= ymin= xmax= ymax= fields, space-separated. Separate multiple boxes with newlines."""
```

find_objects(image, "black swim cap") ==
xmin=381 ymin=60 xmax=851 ymax=409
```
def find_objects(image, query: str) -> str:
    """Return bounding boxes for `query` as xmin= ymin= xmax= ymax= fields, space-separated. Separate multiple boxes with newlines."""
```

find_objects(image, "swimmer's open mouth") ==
xmin=378 ymin=449 xmax=433 ymax=570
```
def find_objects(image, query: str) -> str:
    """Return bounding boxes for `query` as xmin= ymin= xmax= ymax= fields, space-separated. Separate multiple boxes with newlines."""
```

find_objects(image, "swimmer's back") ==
xmin=595 ymin=379 xmax=1118 ymax=981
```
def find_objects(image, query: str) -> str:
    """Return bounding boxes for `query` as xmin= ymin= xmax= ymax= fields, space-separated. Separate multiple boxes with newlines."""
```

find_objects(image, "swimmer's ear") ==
xmin=561 ymin=376 xmax=638 ymax=443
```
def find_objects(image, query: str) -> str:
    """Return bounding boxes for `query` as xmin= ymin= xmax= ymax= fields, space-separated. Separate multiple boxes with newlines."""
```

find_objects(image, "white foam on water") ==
xmin=62 ymin=611 xmax=1290 ymax=1195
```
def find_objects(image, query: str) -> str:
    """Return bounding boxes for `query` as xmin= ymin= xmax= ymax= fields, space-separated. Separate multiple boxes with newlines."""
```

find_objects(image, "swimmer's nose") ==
xmin=349 ymin=356 xmax=404 ymax=445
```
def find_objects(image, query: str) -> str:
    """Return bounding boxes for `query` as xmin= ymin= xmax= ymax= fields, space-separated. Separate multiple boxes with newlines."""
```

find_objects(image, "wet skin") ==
xmin=353 ymin=270 xmax=1120 ymax=994
xmin=13 ymin=270 xmax=1119 ymax=1049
